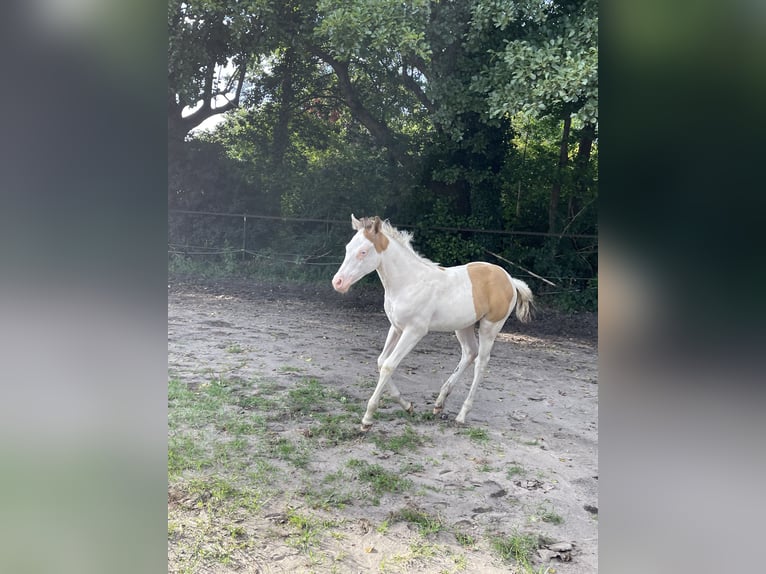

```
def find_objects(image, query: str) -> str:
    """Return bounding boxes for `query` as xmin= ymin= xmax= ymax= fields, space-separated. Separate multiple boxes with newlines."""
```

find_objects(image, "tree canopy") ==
xmin=168 ymin=0 xmax=598 ymax=310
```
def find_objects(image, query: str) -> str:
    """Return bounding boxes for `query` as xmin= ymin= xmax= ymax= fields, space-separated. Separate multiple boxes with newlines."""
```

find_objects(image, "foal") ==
xmin=332 ymin=215 xmax=533 ymax=430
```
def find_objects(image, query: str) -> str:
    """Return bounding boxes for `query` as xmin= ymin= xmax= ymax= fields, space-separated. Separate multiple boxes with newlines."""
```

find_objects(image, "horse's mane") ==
xmin=378 ymin=219 xmax=439 ymax=267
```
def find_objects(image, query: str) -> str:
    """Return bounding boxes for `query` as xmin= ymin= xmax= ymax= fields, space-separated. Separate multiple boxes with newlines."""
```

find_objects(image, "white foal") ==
xmin=332 ymin=215 xmax=533 ymax=431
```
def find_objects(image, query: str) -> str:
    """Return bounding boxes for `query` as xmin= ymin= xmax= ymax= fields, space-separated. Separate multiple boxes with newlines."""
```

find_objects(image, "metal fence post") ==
xmin=242 ymin=214 xmax=247 ymax=261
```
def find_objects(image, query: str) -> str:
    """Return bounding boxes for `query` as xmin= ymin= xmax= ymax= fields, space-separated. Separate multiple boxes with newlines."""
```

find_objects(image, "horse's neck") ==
xmin=376 ymin=238 xmax=434 ymax=294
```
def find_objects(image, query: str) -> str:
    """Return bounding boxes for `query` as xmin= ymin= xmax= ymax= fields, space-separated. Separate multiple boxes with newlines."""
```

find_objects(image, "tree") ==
xmin=167 ymin=0 xmax=268 ymax=142
xmin=168 ymin=0 xmax=599 ymax=309
xmin=470 ymin=0 xmax=598 ymax=233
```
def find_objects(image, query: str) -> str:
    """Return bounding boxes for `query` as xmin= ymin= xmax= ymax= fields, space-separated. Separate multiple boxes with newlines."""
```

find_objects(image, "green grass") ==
xmin=491 ymin=531 xmax=541 ymax=571
xmin=168 ymin=434 xmax=212 ymax=477
xmin=268 ymin=435 xmax=310 ymax=468
xmin=506 ymin=464 xmax=525 ymax=478
xmin=279 ymin=365 xmax=304 ymax=373
xmin=531 ymin=502 xmax=564 ymax=525
xmin=346 ymin=459 xmax=413 ymax=501
xmin=288 ymin=378 xmax=329 ymax=413
xmin=455 ymin=531 xmax=476 ymax=548
xmin=372 ymin=425 xmax=425 ymax=453
xmin=389 ymin=507 xmax=443 ymax=536
xmin=311 ymin=412 xmax=360 ymax=443
xmin=286 ymin=509 xmax=338 ymax=552
xmin=167 ymin=373 xmax=471 ymax=572
xmin=302 ymin=484 xmax=355 ymax=510
xmin=463 ymin=427 xmax=490 ymax=443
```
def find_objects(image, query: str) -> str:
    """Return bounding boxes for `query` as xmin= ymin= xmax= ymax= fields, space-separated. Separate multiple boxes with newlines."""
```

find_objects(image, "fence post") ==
xmin=242 ymin=214 xmax=247 ymax=261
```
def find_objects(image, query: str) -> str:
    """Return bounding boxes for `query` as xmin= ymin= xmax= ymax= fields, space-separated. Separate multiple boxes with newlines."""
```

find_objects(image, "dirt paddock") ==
xmin=168 ymin=277 xmax=598 ymax=573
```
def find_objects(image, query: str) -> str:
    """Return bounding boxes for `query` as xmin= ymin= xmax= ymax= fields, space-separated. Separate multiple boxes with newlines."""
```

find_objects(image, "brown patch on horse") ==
xmin=362 ymin=216 xmax=389 ymax=253
xmin=467 ymin=262 xmax=514 ymax=322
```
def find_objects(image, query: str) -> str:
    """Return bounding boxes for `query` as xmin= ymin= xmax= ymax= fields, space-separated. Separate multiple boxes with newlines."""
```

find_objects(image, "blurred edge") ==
xmin=1 ymin=1 xmax=765 ymax=573
xmin=601 ymin=1 xmax=766 ymax=574
xmin=0 ymin=2 xmax=167 ymax=574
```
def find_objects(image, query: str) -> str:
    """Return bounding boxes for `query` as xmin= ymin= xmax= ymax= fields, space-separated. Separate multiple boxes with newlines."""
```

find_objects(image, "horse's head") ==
xmin=332 ymin=214 xmax=389 ymax=293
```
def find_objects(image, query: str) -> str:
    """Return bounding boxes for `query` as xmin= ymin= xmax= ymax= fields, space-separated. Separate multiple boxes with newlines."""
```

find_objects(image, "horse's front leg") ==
xmin=362 ymin=327 xmax=426 ymax=431
xmin=377 ymin=325 xmax=401 ymax=371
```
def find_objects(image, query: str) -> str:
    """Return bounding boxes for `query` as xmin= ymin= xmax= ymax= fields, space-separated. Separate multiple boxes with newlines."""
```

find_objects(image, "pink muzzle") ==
xmin=332 ymin=274 xmax=350 ymax=293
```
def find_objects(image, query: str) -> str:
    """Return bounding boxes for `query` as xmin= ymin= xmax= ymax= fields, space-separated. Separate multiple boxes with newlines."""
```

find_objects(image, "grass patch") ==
xmin=381 ymin=540 xmax=442 ymax=571
xmin=462 ymin=427 xmax=490 ymax=443
xmin=390 ymin=507 xmax=443 ymax=536
xmin=531 ymin=502 xmax=564 ymax=525
xmin=288 ymin=378 xmax=330 ymax=414
xmin=302 ymin=485 xmax=355 ymax=510
xmin=268 ymin=435 xmax=310 ymax=468
xmin=279 ymin=365 xmax=304 ymax=373
xmin=400 ymin=461 xmax=425 ymax=474
xmin=491 ymin=531 xmax=541 ymax=570
xmin=286 ymin=508 xmax=337 ymax=552
xmin=347 ymin=459 xmax=413 ymax=502
xmin=169 ymin=378 xmax=244 ymax=430
xmin=506 ymin=464 xmax=525 ymax=478
xmin=168 ymin=434 xmax=212 ymax=477
xmin=186 ymin=475 xmax=240 ymax=504
xmin=455 ymin=531 xmax=476 ymax=548
xmin=311 ymin=413 xmax=360 ymax=444
xmin=373 ymin=425 xmax=425 ymax=453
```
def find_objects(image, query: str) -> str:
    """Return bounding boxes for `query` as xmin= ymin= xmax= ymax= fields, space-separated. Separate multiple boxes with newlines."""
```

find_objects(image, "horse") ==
xmin=332 ymin=215 xmax=534 ymax=431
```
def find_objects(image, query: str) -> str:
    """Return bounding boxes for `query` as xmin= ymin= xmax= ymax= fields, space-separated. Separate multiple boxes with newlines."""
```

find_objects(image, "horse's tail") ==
xmin=511 ymin=277 xmax=534 ymax=323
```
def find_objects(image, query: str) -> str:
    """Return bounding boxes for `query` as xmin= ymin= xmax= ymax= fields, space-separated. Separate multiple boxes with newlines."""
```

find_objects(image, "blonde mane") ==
xmin=378 ymin=220 xmax=439 ymax=267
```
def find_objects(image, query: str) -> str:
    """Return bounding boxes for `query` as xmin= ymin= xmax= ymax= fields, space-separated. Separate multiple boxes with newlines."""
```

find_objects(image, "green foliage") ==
xmin=471 ymin=0 xmax=598 ymax=127
xmin=315 ymin=0 xmax=431 ymax=61
xmin=168 ymin=0 xmax=598 ymax=312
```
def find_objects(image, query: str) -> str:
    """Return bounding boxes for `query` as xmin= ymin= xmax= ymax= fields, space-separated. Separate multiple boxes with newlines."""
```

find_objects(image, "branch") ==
xmin=177 ymin=61 xmax=247 ymax=135
xmin=401 ymin=65 xmax=434 ymax=113
xmin=406 ymin=54 xmax=431 ymax=83
xmin=485 ymin=250 xmax=557 ymax=287
xmin=309 ymin=45 xmax=412 ymax=166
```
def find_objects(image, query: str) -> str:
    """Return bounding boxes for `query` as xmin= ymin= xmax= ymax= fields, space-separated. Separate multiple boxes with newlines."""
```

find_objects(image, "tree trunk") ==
xmin=567 ymin=122 xmax=595 ymax=222
xmin=548 ymin=114 xmax=572 ymax=235
xmin=574 ymin=122 xmax=595 ymax=192
xmin=272 ymin=49 xmax=295 ymax=167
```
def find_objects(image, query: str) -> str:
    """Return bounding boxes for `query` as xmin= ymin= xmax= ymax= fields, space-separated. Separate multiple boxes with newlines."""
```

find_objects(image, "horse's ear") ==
xmin=372 ymin=216 xmax=382 ymax=234
xmin=351 ymin=214 xmax=363 ymax=230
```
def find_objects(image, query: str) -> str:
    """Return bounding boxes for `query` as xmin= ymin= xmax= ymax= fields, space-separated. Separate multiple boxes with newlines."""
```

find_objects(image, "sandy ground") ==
xmin=168 ymin=277 xmax=598 ymax=573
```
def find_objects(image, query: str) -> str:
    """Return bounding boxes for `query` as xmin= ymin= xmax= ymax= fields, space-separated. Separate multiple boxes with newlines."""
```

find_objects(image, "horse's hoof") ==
xmin=406 ymin=403 xmax=414 ymax=415
xmin=433 ymin=406 xmax=443 ymax=415
xmin=360 ymin=423 xmax=373 ymax=432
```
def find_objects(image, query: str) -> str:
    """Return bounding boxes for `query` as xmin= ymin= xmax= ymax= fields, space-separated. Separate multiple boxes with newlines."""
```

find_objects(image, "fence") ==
xmin=168 ymin=209 xmax=598 ymax=299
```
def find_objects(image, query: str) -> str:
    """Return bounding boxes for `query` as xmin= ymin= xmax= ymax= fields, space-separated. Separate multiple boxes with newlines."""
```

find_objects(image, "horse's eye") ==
xmin=360 ymin=250 xmax=367 ymax=257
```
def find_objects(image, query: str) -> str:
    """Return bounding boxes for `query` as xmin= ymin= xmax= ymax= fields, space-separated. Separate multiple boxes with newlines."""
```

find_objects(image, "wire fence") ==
xmin=168 ymin=209 xmax=598 ymax=293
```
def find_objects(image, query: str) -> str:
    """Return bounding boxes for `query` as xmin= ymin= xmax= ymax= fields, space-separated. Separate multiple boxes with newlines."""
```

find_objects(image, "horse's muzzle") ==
xmin=332 ymin=275 xmax=349 ymax=293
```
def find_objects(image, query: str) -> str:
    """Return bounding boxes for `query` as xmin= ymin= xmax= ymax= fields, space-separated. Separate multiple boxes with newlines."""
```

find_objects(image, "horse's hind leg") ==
xmin=434 ymin=326 xmax=478 ymax=415
xmin=456 ymin=318 xmax=504 ymax=424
